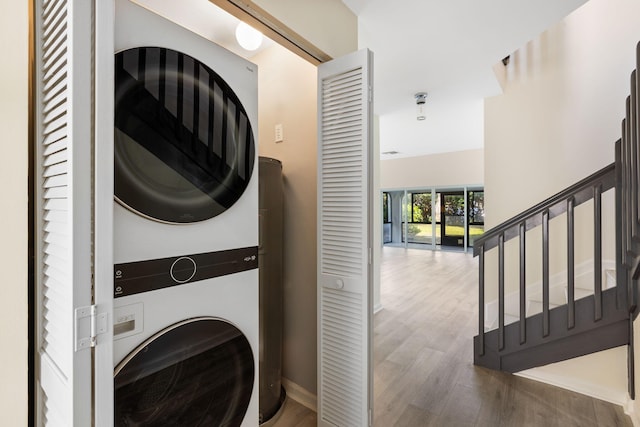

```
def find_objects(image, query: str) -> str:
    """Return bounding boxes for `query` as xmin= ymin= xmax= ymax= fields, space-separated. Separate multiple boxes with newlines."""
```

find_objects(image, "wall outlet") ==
xmin=275 ymin=123 xmax=284 ymax=143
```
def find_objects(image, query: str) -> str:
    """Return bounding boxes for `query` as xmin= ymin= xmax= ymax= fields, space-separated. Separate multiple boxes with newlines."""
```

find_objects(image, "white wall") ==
xmin=484 ymin=0 xmax=640 ymax=407
xmin=253 ymin=44 xmax=319 ymax=396
xmin=484 ymin=6 xmax=638 ymax=227
xmin=380 ymin=148 xmax=484 ymax=190
xmin=1 ymin=1 xmax=29 ymax=425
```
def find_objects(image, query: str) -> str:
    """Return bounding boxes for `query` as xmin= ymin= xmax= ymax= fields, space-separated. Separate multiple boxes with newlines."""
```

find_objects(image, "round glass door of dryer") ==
xmin=114 ymin=317 xmax=255 ymax=426
xmin=114 ymin=47 xmax=255 ymax=223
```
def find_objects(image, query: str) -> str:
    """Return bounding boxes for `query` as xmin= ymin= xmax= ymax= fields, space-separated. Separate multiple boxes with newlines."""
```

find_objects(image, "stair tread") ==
xmin=485 ymin=313 xmax=519 ymax=332
xmin=529 ymin=286 xmax=566 ymax=305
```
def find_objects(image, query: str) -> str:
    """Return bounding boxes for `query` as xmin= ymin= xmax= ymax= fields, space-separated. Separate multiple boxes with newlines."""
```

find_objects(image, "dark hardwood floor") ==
xmin=273 ymin=246 xmax=633 ymax=426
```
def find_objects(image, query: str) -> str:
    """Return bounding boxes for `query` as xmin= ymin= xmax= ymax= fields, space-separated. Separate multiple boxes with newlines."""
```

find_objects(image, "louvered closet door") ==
xmin=35 ymin=0 xmax=97 ymax=425
xmin=318 ymin=48 xmax=373 ymax=427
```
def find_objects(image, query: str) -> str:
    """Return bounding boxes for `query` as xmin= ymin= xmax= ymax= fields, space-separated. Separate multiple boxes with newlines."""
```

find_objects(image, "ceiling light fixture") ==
xmin=415 ymin=92 xmax=428 ymax=121
xmin=235 ymin=22 xmax=263 ymax=51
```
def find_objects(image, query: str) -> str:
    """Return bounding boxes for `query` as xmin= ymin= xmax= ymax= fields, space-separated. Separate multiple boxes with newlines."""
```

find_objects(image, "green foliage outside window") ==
xmin=412 ymin=193 xmax=432 ymax=223
xmin=383 ymin=192 xmax=390 ymax=223
xmin=443 ymin=194 xmax=465 ymax=216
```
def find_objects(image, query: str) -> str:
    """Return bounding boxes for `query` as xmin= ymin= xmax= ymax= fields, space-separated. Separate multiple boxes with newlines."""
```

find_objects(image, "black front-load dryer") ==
xmin=115 ymin=318 xmax=254 ymax=426
xmin=114 ymin=46 xmax=255 ymax=224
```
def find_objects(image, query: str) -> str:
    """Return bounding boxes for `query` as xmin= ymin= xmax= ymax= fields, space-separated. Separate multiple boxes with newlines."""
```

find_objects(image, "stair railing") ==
xmin=619 ymin=54 xmax=640 ymax=319
xmin=473 ymin=164 xmax=617 ymax=357
xmin=474 ymin=41 xmax=640 ymax=397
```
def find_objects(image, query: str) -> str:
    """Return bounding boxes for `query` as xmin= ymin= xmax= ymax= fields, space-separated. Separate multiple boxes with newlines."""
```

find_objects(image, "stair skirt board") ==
xmin=484 ymin=259 xmax=616 ymax=331
xmin=478 ymin=320 xmax=628 ymax=372
xmin=475 ymin=288 xmax=629 ymax=373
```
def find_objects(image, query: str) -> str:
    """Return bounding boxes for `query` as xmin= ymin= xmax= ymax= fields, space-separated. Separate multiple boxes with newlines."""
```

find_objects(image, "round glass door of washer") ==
xmin=114 ymin=318 xmax=255 ymax=426
xmin=115 ymin=47 xmax=255 ymax=223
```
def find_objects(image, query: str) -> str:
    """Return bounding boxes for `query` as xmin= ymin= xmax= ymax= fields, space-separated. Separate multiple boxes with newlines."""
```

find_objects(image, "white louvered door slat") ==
xmin=35 ymin=0 xmax=95 ymax=425
xmin=318 ymin=49 xmax=373 ymax=427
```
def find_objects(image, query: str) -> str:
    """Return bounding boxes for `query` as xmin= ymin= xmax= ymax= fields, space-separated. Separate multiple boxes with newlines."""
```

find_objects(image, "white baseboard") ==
xmin=373 ymin=303 xmax=383 ymax=314
xmin=281 ymin=377 xmax=317 ymax=412
xmin=625 ymin=397 xmax=640 ymax=427
xmin=515 ymin=368 xmax=628 ymax=407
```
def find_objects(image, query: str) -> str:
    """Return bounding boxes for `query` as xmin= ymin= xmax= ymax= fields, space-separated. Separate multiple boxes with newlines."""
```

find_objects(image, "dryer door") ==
xmin=114 ymin=318 xmax=254 ymax=426
xmin=114 ymin=47 xmax=255 ymax=223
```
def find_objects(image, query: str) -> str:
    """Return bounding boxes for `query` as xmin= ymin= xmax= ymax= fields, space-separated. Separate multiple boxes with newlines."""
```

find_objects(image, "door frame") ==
xmin=440 ymin=191 xmax=466 ymax=248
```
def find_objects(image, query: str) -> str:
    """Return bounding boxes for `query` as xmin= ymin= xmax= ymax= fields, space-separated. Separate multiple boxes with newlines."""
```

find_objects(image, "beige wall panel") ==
xmin=1 ymin=1 xmax=29 ymax=425
xmin=253 ymin=44 xmax=319 ymax=394
xmin=253 ymin=0 xmax=357 ymax=59
xmin=380 ymin=149 xmax=484 ymax=190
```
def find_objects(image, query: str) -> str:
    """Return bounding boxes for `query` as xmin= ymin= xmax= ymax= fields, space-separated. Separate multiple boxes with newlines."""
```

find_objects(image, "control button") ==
xmin=170 ymin=256 xmax=197 ymax=283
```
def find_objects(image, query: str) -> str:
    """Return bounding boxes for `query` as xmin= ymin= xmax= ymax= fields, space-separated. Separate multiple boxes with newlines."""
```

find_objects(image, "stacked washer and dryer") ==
xmin=112 ymin=1 xmax=260 ymax=425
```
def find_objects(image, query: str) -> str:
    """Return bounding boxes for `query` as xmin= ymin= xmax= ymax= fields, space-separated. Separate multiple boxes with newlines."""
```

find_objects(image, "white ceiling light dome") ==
xmin=235 ymin=22 xmax=263 ymax=51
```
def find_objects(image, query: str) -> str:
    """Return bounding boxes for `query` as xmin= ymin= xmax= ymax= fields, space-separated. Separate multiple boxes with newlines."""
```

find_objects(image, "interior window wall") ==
xmin=382 ymin=186 xmax=484 ymax=251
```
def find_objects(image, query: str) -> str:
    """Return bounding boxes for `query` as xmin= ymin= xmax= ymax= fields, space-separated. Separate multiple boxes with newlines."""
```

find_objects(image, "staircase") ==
xmin=473 ymin=43 xmax=640 ymax=398
xmin=484 ymin=263 xmax=617 ymax=331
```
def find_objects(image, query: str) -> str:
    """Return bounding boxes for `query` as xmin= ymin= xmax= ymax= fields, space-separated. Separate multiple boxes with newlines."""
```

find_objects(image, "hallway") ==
xmin=275 ymin=247 xmax=633 ymax=426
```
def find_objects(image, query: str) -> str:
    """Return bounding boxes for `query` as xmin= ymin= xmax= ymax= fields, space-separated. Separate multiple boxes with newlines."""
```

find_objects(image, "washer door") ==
xmin=114 ymin=318 xmax=254 ymax=426
xmin=115 ymin=47 xmax=255 ymax=223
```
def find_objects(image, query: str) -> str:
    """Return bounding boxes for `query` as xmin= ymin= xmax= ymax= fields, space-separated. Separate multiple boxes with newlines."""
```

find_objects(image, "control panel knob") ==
xmin=170 ymin=256 xmax=197 ymax=283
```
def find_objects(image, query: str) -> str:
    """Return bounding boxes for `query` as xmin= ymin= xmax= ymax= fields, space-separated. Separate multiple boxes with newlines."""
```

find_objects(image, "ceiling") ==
xmin=136 ymin=0 xmax=589 ymax=159
xmin=342 ymin=0 xmax=589 ymax=158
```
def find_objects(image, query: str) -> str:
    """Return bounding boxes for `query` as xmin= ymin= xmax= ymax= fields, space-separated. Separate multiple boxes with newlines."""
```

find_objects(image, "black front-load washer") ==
xmin=114 ymin=317 xmax=254 ymax=426
xmin=114 ymin=46 xmax=255 ymax=224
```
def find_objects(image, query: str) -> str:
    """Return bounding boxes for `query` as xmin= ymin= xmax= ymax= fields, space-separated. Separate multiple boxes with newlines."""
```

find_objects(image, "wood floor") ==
xmin=273 ymin=246 xmax=633 ymax=426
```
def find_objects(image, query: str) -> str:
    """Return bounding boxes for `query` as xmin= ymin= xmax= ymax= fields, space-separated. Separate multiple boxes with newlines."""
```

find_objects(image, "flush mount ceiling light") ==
xmin=235 ymin=22 xmax=263 ymax=51
xmin=415 ymin=92 xmax=428 ymax=121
